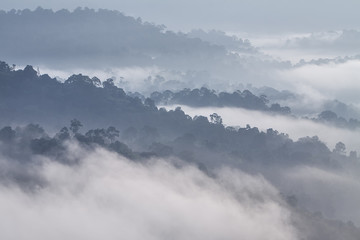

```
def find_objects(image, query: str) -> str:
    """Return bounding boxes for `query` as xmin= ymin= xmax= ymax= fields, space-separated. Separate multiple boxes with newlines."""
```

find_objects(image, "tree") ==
xmin=260 ymin=94 xmax=269 ymax=104
xmin=349 ymin=151 xmax=357 ymax=159
xmin=319 ymin=110 xmax=338 ymax=122
xmin=106 ymin=126 xmax=120 ymax=142
xmin=334 ymin=141 xmax=346 ymax=154
xmin=85 ymin=128 xmax=106 ymax=145
xmin=56 ymin=127 xmax=70 ymax=140
xmin=23 ymin=65 xmax=38 ymax=78
xmin=21 ymin=124 xmax=47 ymax=139
xmin=103 ymin=78 xmax=116 ymax=88
xmin=0 ymin=126 xmax=15 ymax=142
xmin=70 ymin=119 xmax=83 ymax=134
xmin=0 ymin=61 xmax=11 ymax=72
xmin=210 ymin=113 xmax=223 ymax=125
xmin=144 ymin=98 xmax=156 ymax=110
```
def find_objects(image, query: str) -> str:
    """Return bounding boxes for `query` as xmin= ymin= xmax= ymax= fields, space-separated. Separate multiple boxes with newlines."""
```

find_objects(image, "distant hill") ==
xmin=0 ymin=60 xmax=346 ymax=169
xmin=150 ymin=88 xmax=291 ymax=114
xmin=0 ymin=7 xmax=229 ymax=70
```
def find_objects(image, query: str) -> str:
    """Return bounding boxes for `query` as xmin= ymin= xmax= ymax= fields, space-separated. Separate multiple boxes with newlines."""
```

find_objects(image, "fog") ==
xmin=165 ymin=105 xmax=360 ymax=153
xmin=251 ymin=30 xmax=360 ymax=62
xmin=277 ymin=60 xmax=360 ymax=105
xmin=2 ymin=131 xmax=360 ymax=238
xmin=280 ymin=166 xmax=360 ymax=224
xmin=0 ymin=145 xmax=297 ymax=240
xmin=1 ymin=2 xmax=360 ymax=238
xmin=34 ymin=66 xmax=218 ymax=94
xmin=2 ymin=7 xmax=360 ymax=107
xmin=282 ymin=30 xmax=360 ymax=56
xmin=37 ymin=58 xmax=360 ymax=110
xmin=38 ymin=65 xmax=162 ymax=92
xmin=2 ymin=0 xmax=360 ymax=33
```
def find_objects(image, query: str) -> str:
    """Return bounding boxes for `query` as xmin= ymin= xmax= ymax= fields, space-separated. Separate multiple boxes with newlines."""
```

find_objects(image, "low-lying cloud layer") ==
xmin=283 ymin=30 xmax=360 ymax=54
xmin=251 ymin=30 xmax=360 ymax=62
xmin=281 ymin=166 xmax=360 ymax=224
xmin=277 ymin=59 xmax=360 ymax=105
xmin=0 ymin=145 xmax=297 ymax=240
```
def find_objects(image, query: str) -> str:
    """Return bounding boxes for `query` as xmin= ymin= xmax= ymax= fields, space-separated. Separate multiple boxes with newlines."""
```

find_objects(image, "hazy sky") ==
xmin=2 ymin=0 xmax=360 ymax=33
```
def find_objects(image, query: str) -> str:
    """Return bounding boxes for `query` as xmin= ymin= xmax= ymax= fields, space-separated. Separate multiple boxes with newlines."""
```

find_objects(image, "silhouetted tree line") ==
xmin=1 ymin=120 xmax=359 ymax=239
xmin=187 ymin=29 xmax=256 ymax=53
xmin=309 ymin=110 xmax=360 ymax=130
xmin=0 ymin=61 xmax=357 ymax=169
xmin=0 ymin=120 xmax=357 ymax=178
xmin=0 ymin=120 xmax=162 ymax=163
xmin=286 ymin=194 xmax=360 ymax=240
xmin=150 ymin=88 xmax=291 ymax=114
xmin=0 ymin=7 xmax=229 ymax=70
xmin=1 ymin=121 xmax=360 ymax=239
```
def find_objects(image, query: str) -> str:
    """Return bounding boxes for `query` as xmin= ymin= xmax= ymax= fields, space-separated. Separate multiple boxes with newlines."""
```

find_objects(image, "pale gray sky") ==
xmin=2 ymin=0 xmax=360 ymax=33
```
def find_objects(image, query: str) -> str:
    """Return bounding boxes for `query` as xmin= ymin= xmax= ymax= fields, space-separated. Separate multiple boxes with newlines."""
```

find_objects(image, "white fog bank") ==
xmin=0 ymin=147 xmax=297 ymax=240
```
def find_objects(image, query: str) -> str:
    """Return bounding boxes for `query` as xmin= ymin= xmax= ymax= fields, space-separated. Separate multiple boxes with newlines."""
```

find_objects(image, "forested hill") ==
xmin=1 ymin=122 xmax=360 ymax=240
xmin=0 ymin=61 xmax=355 ymax=168
xmin=2 ymin=60 xmax=360 ymax=238
xmin=149 ymin=88 xmax=360 ymax=129
xmin=150 ymin=88 xmax=291 ymax=114
xmin=0 ymin=7 xmax=229 ymax=69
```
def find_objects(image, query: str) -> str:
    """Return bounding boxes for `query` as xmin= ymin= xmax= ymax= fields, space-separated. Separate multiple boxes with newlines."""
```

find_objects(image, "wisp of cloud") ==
xmin=0 ymin=145 xmax=297 ymax=240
